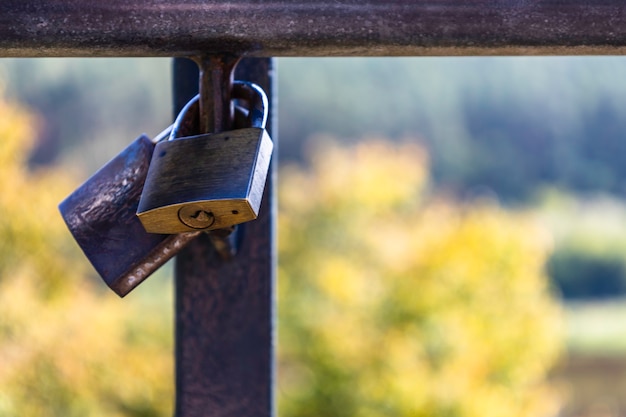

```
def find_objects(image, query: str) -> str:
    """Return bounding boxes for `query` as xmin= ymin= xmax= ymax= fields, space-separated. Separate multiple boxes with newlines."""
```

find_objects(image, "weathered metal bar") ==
xmin=3 ymin=1 xmax=626 ymax=57
xmin=173 ymin=57 xmax=275 ymax=417
xmin=195 ymin=55 xmax=239 ymax=135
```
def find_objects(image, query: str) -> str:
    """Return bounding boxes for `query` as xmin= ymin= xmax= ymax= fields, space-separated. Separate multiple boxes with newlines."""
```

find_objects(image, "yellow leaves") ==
xmin=0 ymin=91 xmax=173 ymax=416
xmin=316 ymin=257 xmax=380 ymax=308
xmin=310 ymin=137 xmax=427 ymax=210
xmin=282 ymin=137 xmax=428 ymax=220
xmin=278 ymin=137 xmax=563 ymax=417
xmin=0 ymin=264 xmax=174 ymax=417
xmin=0 ymin=93 xmax=83 ymax=298
xmin=0 ymin=91 xmax=36 ymax=170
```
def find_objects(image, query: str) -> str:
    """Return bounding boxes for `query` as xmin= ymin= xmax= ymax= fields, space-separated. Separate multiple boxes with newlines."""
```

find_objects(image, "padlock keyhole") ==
xmin=178 ymin=206 xmax=216 ymax=229
xmin=191 ymin=210 xmax=210 ymax=221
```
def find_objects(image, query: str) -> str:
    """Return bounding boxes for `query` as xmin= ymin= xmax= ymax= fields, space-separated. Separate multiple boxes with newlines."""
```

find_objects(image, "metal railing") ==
xmin=2 ymin=2 xmax=625 ymax=417
xmin=2 ymin=1 xmax=626 ymax=57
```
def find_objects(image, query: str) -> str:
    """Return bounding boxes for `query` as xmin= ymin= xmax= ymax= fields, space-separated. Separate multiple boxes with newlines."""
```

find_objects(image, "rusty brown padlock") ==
xmin=59 ymin=126 xmax=201 ymax=297
xmin=136 ymin=81 xmax=273 ymax=234
xmin=59 ymin=81 xmax=265 ymax=297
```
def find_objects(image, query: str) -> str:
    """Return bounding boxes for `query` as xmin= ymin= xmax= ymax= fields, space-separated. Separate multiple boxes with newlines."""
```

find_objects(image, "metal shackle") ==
xmin=168 ymin=80 xmax=268 ymax=141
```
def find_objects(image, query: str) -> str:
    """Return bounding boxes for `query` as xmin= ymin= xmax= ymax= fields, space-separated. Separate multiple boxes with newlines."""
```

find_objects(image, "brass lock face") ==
xmin=136 ymin=127 xmax=273 ymax=234
xmin=137 ymin=80 xmax=273 ymax=234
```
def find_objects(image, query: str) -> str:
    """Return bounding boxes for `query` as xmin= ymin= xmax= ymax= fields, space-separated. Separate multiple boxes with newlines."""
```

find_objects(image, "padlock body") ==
xmin=59 ymin=135 xmax=188 ymax=296
xmin=137 ymin=127 xmax=273 ymax=234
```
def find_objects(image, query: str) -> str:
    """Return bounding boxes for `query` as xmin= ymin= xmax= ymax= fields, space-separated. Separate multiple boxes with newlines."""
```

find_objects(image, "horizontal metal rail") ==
xmin=2 ymin=0 xmax=626 ymax=57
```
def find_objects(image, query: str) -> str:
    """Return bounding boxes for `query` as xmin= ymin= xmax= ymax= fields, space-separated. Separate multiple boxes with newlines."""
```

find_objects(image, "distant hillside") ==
xmin=3 ymin=57 xmax=626 ymax=202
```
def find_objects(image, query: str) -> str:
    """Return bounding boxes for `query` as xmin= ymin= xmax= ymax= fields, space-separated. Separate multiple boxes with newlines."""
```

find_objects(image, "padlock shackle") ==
xmin=169 ymin=81 xmax=268 ymax=141
xmin=169 ymin=93 xmax=200 ymax=141
xmin=232 ymin=81 xmax=268 ymax=130
xmin=151 ymin=125 xmax=174 ymax=144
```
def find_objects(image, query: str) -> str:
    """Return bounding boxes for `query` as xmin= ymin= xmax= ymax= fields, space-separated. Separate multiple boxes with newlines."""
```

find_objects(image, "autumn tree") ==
xmin=0 ymin=92 xmax=173 ymax=417
xmin=0 ymin=88 xmax=563 ymax=417
xmin=278 ymin=137 xmax=563 ymax=417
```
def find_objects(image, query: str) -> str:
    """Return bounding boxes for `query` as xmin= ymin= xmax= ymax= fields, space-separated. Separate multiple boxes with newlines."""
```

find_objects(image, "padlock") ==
xmin=136 ymin=81 xmax=273 ymax=234
xmin=58 ymin=125 xmax=201 ymax=297
xmin=59 ymin=82 xmax=266 ymax=296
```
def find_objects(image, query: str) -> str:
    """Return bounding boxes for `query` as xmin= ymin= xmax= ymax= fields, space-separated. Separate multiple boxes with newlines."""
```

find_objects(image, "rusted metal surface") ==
xmin=195 ymin=55 xmax=240 ymax=134
xmin=3 ymin=1 xmax=626 ymax=57
xmin=173 ymin=57 xmax=275 ymax=417
xmin=58 ymin=132 xmax=201 ymax=297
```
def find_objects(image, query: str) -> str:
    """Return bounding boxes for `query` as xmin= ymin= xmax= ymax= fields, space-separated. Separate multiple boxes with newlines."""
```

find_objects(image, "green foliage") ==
xmin=537 ymin=191 xmax=626 ymax=300
xmin=548 ymin=248 xmax=626 ymax=300
xmin=278 ymin=138 xmax=563 ymax=417
xmin=5 ymin=57 xmax=626 ymax=202
xmin=5 ymin=57 xmax=626 ymax=306
xmin=279 ymin=57 xmax=626 ymax=201
xmin=0 ymin=58 xmax=171 ymax=171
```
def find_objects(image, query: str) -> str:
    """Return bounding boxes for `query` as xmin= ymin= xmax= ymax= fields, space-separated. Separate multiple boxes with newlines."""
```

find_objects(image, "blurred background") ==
xmin=0 ymin=57 xmax=625 ymax=416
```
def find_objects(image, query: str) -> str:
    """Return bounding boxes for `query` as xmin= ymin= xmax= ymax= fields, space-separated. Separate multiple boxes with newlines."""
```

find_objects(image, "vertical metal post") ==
xmin=172 ymin=57 xmax=276 ymax=417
